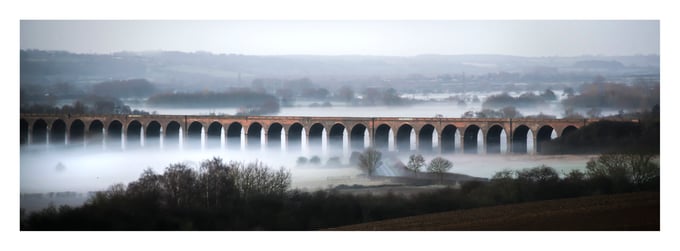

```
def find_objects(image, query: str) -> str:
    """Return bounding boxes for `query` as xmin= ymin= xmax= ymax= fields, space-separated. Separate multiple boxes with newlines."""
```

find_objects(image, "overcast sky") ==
xmin=20 ymin=20 xmax=659 ymax=57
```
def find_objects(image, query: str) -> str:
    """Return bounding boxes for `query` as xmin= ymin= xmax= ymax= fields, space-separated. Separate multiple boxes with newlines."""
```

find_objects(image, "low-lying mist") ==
xmin=21 ymin=146 xmax=595 ymax=195
xmin=128 ymin=92 xmax=623 ymax=118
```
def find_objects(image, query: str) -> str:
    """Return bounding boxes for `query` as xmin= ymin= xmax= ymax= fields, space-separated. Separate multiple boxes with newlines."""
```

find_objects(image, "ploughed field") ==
xmin=330 ymin=192 xmax=659 ymax=230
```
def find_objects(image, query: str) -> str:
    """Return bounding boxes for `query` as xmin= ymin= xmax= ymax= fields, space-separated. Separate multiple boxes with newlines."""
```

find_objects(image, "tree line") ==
xmin=562 ymin=81 xmax=659 ymax=111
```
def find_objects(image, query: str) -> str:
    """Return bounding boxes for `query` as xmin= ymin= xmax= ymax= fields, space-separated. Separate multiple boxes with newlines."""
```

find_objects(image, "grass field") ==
xmin=329 ymin=191 xmax=659 ymax=231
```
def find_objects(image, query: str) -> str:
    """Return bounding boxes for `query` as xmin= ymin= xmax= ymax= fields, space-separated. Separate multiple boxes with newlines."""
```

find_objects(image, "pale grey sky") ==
xmin=20 ymin=20 xmax=659 ymax=57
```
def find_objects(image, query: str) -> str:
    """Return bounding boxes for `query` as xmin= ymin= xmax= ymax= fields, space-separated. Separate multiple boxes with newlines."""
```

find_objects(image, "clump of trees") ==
xmin=309 ymin=156 xmax=321 ymax=165
xmin=428 ymin=157 xmax=453 ymax=183
xmin=97 ymin=158 xmax=291 ymax=208
xmin=482 ymin=90 xmax=555 ymax=109
xmin=360 ymin=88 xmax=410 ymax=106
xmin=296 ymin=157 xmax=308 ymax=166
xmin=406 ymin=154 xmax=425 ymax=176
xmin=358 ymin=148 xmax=382 ymax=176
xmin=403 ymin=154 xmax=455 ymax=183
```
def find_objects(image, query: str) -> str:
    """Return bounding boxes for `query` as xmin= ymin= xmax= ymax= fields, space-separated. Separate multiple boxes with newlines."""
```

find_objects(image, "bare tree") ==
xmin=406 ymin=154 xmax=425 ymax=177
xmin=358 ymin=148 xmax=382 ymax=176
xmin=428 ymin=157 xmax=453 ymax=184
xmin=161 ymin=163 xmax=198 ymax=207
xmin=198 ymin=157 xmax=236 ymax=209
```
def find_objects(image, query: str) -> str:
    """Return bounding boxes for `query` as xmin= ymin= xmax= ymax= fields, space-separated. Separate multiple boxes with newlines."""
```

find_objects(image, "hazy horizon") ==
xmin=18 ymin=48 xmax=661 ymax=58
xmin=21 ymin=20 xmax=660 ymax=57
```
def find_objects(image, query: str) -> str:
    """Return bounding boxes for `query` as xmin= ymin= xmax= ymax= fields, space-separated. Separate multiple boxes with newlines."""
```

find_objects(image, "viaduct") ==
xmin=20 ymin=113 xmax=607 ymax=155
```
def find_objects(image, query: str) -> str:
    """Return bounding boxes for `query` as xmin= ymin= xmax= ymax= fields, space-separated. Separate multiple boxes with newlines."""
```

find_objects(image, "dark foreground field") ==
xmin=330 ymin=192 xmax=659 ymax=230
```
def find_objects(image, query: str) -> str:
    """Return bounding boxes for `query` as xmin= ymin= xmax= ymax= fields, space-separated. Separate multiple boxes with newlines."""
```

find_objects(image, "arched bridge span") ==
xmin=20 ymin=113 xmax=610 ymax=155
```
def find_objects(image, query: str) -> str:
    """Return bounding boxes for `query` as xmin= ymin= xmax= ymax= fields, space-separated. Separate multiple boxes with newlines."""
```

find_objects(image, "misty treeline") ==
xmin=542 ymin=106 xmax=659 ymax=154
xmin=20 ymin=50 xmax=658 ymax=90
xmin=471 ymin=78 xmax=659 ymax=119
xmin=562 ymin=79 xmax=660 ymax=110
xmin=21 ymin=79 xmax=156 ymax=115
xmin=20 ymin=96 xmax=150 ymax=115
xmin=21 ymin=79 xmax=157 ymax=103
xmin=482 ymin=89 xmax=557 ymax=109
xmin=146 ymin=89 xmax=280 ymax=115
xmin=21 ymin=152 xmax=659 ymax=230
xmin=90 ymin=79 xmax=156 ymax=98
xmin=265 ymin=78 xmax=410 ymax=106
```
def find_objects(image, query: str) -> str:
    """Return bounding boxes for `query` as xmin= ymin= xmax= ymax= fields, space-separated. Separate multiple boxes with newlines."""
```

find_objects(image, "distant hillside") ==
xmin=20 ymin=50 xmax=659 ymax=87
xmin=572 ymin=60 xmax=625 ymax=69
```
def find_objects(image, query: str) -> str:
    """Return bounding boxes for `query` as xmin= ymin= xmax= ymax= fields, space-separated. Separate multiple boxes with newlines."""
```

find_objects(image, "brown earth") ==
xmin=329 ymin=191 xmax=659 ymax=231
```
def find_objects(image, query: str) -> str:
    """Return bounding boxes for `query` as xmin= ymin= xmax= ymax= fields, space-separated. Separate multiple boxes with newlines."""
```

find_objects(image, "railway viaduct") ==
xmin=20 ymin=113 xmax=607 ymax=155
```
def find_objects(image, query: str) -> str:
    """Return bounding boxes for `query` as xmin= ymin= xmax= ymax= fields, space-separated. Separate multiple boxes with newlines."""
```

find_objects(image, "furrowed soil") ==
xmin=329 ymin=191 xmax=659 ymax=230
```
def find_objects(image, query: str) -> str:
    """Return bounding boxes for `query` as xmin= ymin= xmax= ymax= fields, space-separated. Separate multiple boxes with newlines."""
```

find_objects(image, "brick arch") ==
xmin=226 ymin=122 xmax=244 ymax=151
xmin=328 ymin=123 xmax=347 ymax=153
xmin=396 ymin=123 xmax=414 ymax=152
xmin=50 ymin=119 xmax=67 ymax=145
xmin=463 ymin=124 xmax=483 ymax=154
xmin=418 ymin=124 xmax=437 ymax=153
xmin=126 ymin=120 xmax=143 ymax=148
xmin=374 ymin=124 xmax=392 ymax=151
xmin=107 ymin=120 xmax=124 ymax=149
xmin=350 ymin=123 xmax=368 ymax=151
xmin=440 ymin=124 xmax=459 ymax=154
xmin=267 ymin=123 xmax=284 ymax=151
xmin=187 ymin=120 xmax=208 ymax=131
xmin=68 ymin=119 xmax=86 ymax=146
xmin=164 ymin=121 xmax=182 ymax=149
xmin=536 ymin=125 xmax=556 ymax=153
xmin=31 ymin=119 xmax=49 ymax=145
xmin=206 ymin=121 xmax=223 ymax=149
xmin=145 ymin=120 xmax=163 ymax=149
xmin=246 ymin=122 xmax=264 ymax=150
xmin=559 ymin=125 xmax=579 ymax=137
xmin=308 ymin=123 xmax=326 ymax=153
xmin=84 ymin=119 xmax=104 ymax=146
xmin=287 ymin=123 xmax=305 ymax=153
xmin=186 ymin=121 xmax=204 ymax=149
xmin=486 ymin=124 xmax=505 ymax=154
xmin=512 ymin=124 xmax=532 ymax=154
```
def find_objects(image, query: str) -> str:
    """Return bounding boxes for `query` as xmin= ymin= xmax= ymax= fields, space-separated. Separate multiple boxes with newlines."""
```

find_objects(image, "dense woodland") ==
xmin=542 ymin=106 xmax=659 ymax=154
